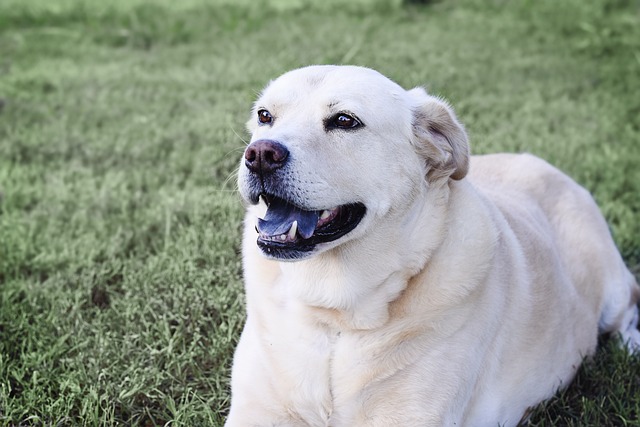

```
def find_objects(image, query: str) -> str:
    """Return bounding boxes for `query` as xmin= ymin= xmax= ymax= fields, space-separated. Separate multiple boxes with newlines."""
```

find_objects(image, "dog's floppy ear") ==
xmin=409 ymin=88 xmax=470 ymax=181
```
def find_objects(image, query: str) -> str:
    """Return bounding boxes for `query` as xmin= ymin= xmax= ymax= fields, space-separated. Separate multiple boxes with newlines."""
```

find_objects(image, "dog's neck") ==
xmin=275 ymin=179 xmax=454 ymax=330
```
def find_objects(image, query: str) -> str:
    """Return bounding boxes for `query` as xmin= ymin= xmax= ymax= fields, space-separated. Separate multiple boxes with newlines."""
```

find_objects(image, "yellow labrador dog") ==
xmin=227 ymin=65 xmax=640 ymax=426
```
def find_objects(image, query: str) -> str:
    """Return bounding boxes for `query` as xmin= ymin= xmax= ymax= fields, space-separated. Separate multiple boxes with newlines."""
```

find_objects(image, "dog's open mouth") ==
xmin=255 ymin=194 xmax=366 ymax=259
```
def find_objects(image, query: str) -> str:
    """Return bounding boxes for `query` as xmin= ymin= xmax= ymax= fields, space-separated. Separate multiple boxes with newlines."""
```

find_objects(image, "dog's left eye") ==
xmin=328 ymin=113 xmax=362 ymax=130
xmin=257 ymin=109 xmax=273 ymax=125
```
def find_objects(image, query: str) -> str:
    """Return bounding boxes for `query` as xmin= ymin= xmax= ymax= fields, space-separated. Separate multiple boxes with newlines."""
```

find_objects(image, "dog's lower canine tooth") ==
xmin=288 ymin=220 xmax=298 ymax=240
xmin=320 ymin=210 xmax=331 ymax=220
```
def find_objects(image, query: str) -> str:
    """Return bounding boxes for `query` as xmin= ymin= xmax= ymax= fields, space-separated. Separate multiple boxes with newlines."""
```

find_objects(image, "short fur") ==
xmin=227 ymin=65 xmax=640 ymax=426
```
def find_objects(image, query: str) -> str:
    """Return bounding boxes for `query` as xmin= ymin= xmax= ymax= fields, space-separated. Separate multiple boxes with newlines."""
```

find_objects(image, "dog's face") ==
xmin=238 ymin=65 xmax=469 ymax=261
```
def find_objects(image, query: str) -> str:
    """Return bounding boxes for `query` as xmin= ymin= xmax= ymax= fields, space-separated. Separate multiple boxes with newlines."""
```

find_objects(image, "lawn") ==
xmin=0 ymin=0 xmax=639 ymax=425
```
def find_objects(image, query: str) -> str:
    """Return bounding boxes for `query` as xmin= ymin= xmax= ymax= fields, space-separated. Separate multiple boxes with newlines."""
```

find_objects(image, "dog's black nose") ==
xmin=244 ymin=139 xmax=289 ymax=174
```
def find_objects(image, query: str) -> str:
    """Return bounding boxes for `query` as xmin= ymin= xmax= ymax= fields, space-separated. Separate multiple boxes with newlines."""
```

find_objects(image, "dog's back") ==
xmin=469 ymin=153 xmax=640 ymax=346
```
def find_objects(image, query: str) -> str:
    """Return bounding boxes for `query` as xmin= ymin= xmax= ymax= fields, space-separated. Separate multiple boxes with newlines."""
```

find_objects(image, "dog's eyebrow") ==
xmin=257 ymin=103 xmax=277 ymax=111
xmin=327 ymin=101 xmax=358 ymax=113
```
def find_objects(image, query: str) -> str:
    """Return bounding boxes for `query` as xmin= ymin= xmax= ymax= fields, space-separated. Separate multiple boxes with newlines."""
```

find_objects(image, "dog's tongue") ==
xmin=257 ymin=198 xmax=319 ymax=239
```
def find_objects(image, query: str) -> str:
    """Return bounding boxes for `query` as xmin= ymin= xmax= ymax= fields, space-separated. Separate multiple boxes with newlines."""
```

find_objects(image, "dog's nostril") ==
xmin=245 ymin=147 xmax=257 ymax=162
xmin=244 ymin=139 xmax=289 ymax=174
xmin=265 ymin=150 xmax=285 ymax=164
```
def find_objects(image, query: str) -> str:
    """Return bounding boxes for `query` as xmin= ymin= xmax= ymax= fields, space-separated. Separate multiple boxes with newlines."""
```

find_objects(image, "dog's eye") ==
xmin=328 ymin=113 xmax=362 ymax=130
xmin=257 ymin=109 xmax=273 ymax=125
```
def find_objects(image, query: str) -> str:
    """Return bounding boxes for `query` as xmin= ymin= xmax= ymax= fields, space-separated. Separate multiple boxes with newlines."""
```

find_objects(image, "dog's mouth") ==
xmin=255 ymin=194 xmax=366 ymax=260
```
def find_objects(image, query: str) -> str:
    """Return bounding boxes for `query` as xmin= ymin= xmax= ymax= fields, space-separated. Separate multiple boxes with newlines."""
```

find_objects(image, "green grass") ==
xmin=0 ymin=0 xmax=639 ymax=425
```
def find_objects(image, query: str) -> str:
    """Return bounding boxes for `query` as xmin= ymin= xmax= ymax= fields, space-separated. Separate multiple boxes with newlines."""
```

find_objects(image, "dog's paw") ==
xmin=618 ymin=305 xmax=640 ymax=353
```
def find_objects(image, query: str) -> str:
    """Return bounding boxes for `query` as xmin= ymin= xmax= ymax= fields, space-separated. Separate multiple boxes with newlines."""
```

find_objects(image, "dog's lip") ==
xmin=255 ymin=194 xmax=366 ymax=257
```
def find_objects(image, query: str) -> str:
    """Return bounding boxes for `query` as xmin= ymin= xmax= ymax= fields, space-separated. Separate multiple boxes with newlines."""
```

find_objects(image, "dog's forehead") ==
xmin=257 ymin=66 xmax=409 ymax=113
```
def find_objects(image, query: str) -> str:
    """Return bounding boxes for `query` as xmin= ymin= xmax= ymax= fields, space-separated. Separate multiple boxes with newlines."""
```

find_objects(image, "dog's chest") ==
xmin=271 ymin=310 xmax=416 ymax=425
xmin=271 ymin=318 xmax=338 ymax=425
xmin=264 ymin=307 xmax=351 ymax=421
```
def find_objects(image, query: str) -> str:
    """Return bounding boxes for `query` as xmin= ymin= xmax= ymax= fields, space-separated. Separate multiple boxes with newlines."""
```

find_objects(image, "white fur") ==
xmin=227 ymin=65 xmax=640 ymax=426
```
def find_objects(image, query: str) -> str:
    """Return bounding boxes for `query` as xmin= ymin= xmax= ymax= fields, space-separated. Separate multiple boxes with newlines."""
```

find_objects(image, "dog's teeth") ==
xmin=280 ymin=234 xmax=286 ymax=241
xmin=320 ymin=210 xmax=331 ymax=220
xmin=288 ymin=220 xmax=298 ymax=240
xmin=257 ymin=195 xmax=268 ymax=219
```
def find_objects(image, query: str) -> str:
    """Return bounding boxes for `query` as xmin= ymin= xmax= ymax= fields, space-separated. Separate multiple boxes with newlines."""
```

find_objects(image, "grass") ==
xmin=0 ymin=0 xmax=638 ymax=425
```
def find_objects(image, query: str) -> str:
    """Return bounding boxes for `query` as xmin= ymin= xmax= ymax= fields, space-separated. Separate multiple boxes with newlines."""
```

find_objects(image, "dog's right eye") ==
xmin=258 ymin=109 xmax=273 ymax=125
xmin=326 ymin=112 xmax=363 ymax=130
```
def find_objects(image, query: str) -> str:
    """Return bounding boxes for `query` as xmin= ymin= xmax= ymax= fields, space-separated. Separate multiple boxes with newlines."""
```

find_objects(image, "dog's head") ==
xmin=238 ymin=65 xmax=469 ymax=261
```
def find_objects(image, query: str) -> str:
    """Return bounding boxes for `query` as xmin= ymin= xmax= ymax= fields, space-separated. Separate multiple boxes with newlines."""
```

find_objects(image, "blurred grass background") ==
xmin=0 ymin=0 xmax=639 ymax=425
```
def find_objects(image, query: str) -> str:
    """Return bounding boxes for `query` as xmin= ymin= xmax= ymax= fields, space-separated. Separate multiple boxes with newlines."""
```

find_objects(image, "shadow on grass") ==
xmin=527 ymin=336 xmax=640 ymax=426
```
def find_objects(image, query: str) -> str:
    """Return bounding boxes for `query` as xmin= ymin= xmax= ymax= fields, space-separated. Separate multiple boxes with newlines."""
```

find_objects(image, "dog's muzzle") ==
xmin=241 ymin=139 xmax=366 ymax=260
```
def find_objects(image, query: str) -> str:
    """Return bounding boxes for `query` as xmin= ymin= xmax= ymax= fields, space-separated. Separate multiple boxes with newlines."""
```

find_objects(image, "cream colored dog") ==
xmin=227 ymin=65 xmax=640 ymax=426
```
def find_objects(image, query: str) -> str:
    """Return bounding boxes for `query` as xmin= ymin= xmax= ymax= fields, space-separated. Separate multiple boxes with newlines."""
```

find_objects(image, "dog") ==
xmin=226 ymin=65 xmax=640 ymax=426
